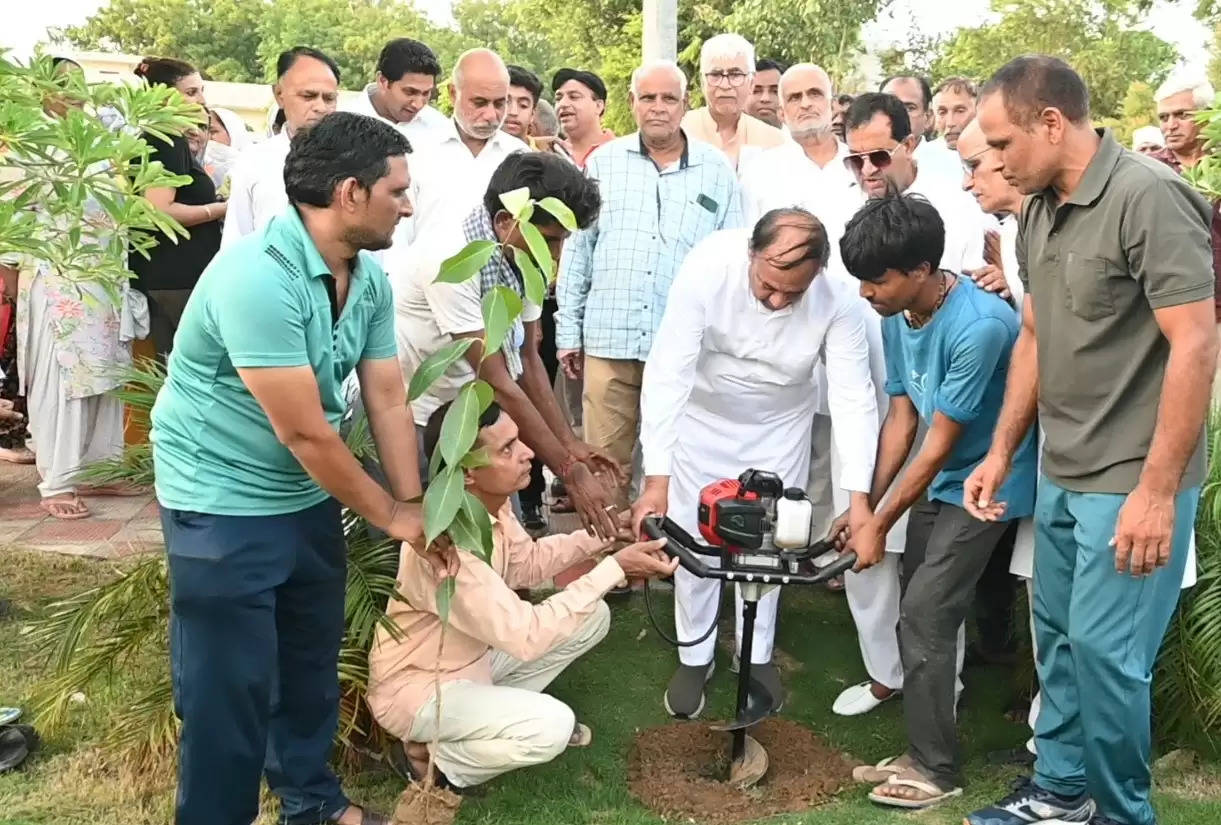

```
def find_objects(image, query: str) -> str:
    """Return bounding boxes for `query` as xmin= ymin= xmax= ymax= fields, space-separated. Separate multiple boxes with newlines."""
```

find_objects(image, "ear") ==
xmin=448 ymin=81 xmax=457 ymax=102
xmin=335 ymin=177 xmax=366 ymax=212
xmin=596 ymin=99 xmax=606 ymax=118
xmin=1041 ymin=107 xmax=1065 ymax=144
xmin=272 ymin=83 xmax=284 ymax=108
xmin=491 ymin=209 xmax=516 ymax=241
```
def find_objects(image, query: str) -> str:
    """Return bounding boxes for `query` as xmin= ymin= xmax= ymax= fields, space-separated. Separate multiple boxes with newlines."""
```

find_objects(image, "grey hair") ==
xmin=533 ymin=98 xmax=560 ymax=136
xmin=1155 ymin=70 xmax=1216 ymax=109
xmin=779 ymin=63 xmax=833 ymax=99
xmin=699 ymin=33 xmax=755 ymax=76
xmin=452 ymin=47 xmax=508 ymax=88
xmin=630 ymin=59 xmax=688 ymax=97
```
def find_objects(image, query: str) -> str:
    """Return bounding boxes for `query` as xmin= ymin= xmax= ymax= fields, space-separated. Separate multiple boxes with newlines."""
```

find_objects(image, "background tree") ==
xmin=1098 ymin=80 xmax=1157 ymax=147
xmin=929 ymin=0 xmax=1176 ymax=120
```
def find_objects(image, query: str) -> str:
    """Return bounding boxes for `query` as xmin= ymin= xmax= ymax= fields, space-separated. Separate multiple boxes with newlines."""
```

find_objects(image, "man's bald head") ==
xmin=957 ymin=118 xmax=1021 ymax=216
xmin=779 ymin=63 xmax=833 ymax=141
xmin=450 ymin=48 xmax=510 ymax=141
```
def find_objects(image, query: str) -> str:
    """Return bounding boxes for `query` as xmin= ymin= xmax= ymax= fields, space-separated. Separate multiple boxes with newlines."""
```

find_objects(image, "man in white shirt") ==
xmin=630 ymin=209 xmax=879 ymax=718
xmin=341 ymin=37 xmax=448 ymax=144
xmin=221 ymin=47 xmax=340 ymax=248
xmin=882 ymin=75 xmax=964 ymax=186
xmin=829 ymin=92 xmax=993 ymax=719
xmin=390 ymin=152 xmax=623 ymax=541
xmin=405 ymin=48 xmax=529 ymax=247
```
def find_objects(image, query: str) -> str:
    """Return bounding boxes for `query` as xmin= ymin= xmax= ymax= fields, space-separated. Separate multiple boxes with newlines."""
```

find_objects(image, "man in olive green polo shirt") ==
xmin=151 ymin=112 xmax=453 ymax=825
xmin=963 ymin=57 xmax=1217 ymax=825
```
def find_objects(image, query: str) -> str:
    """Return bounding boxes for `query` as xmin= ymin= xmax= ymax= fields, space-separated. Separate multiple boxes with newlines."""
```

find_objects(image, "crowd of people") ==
xmin=3 ymin=27 xmax=1219 ymax=825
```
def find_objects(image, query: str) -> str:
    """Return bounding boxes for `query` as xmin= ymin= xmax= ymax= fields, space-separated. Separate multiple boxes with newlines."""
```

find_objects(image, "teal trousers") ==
xmin=1032 ymin=474 xmax=1198 ymax=825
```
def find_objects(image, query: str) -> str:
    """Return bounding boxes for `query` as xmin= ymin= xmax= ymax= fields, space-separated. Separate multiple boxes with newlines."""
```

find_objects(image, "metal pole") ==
xmin=731 ymin=598 xmax=757 ymax=765
xmin=642 ymin=0 xmax=678 ymax=62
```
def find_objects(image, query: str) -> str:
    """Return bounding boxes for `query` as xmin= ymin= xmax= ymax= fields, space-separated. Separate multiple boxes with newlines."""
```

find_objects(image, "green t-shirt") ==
xmin=151 ymin=206 xmax=398 ymax=515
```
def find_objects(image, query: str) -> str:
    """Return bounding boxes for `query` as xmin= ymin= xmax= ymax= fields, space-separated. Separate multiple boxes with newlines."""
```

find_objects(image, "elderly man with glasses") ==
xmin=681 ymin=33 xmax=786 ymax=171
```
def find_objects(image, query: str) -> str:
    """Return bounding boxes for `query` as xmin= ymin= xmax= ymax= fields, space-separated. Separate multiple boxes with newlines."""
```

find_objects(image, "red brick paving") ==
xmin=23 ymin=519 xmax=124 ymax=543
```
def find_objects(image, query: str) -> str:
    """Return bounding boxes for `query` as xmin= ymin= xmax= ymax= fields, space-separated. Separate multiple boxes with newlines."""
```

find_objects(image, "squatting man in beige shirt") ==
xmin=367 ymin=400 xmax=677 ymax=790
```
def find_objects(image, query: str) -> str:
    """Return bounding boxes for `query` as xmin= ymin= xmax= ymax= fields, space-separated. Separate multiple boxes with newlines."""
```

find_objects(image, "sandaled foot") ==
xmin=40 ymin=495 xmax=90 ymax=520
xmin=0 ymin=446 xmax=33 ymax=464
xmin=868 ymin=767 xmax=962 ymax=809
xmin=852 ymin=752 xmax=913 ymax=783
xmin=328 ymin=804 xmax=390 ymax=825
xmin=569 ymin=721 xmax=592 ymax=747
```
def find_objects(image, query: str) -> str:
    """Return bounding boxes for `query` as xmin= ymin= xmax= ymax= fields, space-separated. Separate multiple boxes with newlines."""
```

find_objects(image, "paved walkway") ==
xmin=0 ymin=463 xmax=161 ymax=559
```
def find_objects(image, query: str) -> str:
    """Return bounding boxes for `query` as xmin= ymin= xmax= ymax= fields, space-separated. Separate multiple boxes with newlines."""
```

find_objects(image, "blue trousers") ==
xmin=163 ymin=498 xmax=349 ymax=825
xmin=1032 ymin=475 xmax=1198 ymax=825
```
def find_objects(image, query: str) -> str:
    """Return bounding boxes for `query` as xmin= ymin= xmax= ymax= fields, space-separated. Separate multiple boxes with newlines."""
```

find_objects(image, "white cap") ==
xmin=1132 ymin=125 xmax=1165 ymax=150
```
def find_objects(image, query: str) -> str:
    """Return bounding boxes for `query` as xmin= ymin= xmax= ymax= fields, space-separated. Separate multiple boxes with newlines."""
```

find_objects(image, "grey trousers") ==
xmin=899 ymin=496 xmax=1016 ymax=789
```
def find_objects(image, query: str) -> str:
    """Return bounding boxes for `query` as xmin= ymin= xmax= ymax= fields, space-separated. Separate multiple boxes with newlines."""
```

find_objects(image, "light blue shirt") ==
xmin=556 ymin=132 xmax=742 ymax=360
xmin=882 ymin=277 xmax=1037 ymax=518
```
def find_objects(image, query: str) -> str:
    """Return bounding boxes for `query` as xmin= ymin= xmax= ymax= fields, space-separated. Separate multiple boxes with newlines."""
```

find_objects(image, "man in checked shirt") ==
xmin=556 ymin=59 xmax=742 ymax=508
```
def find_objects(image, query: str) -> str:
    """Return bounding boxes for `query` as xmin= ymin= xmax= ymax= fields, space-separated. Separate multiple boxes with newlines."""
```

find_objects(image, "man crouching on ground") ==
xmin=367 ymin=398 xmax=677 ymax=790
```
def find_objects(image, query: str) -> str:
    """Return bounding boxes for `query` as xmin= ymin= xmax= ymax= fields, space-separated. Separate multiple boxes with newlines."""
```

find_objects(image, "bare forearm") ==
xmin=285 ymin=430 xmax=397 ymax=528
xmin=874 ymin=444 xmax=952 ymax=533
xmin=989 ymin=328 xmax=1038 ymax=461
xmin=520 ymin=350 xmax=576 ymax=447
xmin=1141 ymin=330 xmax=1217 ymax=493
xmin=365 ymin=404 xmax=422 ymax=500
xmin=869 ymin=405 xmax=918 ymax=509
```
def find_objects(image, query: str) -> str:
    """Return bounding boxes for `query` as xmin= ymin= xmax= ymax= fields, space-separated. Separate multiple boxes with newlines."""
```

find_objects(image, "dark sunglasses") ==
xmin=843 ymin=145 xmax=902 ymax=172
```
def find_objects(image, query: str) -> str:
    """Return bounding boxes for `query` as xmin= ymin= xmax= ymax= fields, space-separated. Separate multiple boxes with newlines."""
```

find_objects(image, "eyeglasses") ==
xmin=843 ymin=145 xmax=903 ymax=172
xmin=705 ymin=70 xmax=750 ymax=88
xmin=960 ymin=146 xmax=993 ymax=178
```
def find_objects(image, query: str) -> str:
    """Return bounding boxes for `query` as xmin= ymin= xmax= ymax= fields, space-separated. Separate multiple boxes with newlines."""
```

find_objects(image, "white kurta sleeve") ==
xmin=823 ymin=294 xmax=879 ymax=493
xmin=639 ymin=246 xmax=710 ymax=478
xmin=221 ymin=160 xmax=256 ymax=250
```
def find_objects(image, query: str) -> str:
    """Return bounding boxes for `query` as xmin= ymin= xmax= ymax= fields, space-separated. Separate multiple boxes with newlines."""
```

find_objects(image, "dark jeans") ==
xmin=163 ymin=498 xmax=349 ymax=825
xmin=521 ymin=296 xmax=560 ymax=510
xmin=146 ymin=288 xmax=193 ymax=360
xmin=973 ymin=533 xmax=1018 ymax=657
xmin=899 ymin=496 xmax=1017 ymax=789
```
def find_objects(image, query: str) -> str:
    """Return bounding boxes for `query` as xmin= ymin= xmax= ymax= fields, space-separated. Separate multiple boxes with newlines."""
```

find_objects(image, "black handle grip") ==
xmin=808 ymin=550 xmax=858 ymax=582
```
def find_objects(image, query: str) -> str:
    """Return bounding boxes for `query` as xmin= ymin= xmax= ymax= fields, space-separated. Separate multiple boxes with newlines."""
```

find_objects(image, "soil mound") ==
xmin=628 ymin=718 xmax=856 ymax=824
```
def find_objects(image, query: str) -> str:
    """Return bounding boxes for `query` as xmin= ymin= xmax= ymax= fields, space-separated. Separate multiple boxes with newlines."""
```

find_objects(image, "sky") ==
xmin=3 ymin=0 xmax=1211 ymax=71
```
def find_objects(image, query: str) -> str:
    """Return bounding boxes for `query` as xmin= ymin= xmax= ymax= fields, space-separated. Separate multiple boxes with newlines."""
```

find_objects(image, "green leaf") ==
xmin=436 ymin=240 xmax=498 ymax=284
xmin=498 ymin=186 xmax=532 ymax=221
xmin=461 ymin=491 xmax=496 ymax=565
xmin=538 ymin=196 xmax=578 ymax=232
xmin=519 ymin=220 xmax=554 ymax=281
xmin=439 ymin=383 xmax=481 ymax=469
xmin=460 ymin=447 xmax=491 ymax=469
xmin=473 ymin=379 xmax=494 ymax=412
xmin=435 ymin=576 xmax=456 ymax=624
xmin=446 ymin=504 xmax=483 ymax=554
xmin=510 ymin=245 xmax=547 ymax=307
xmin=407 ymin=338 xmax=474 ymax=401
xmin=481 ymin=286 xmax=523 ymax=359
xmin=423 ymin=466 xmax=464 ymax=545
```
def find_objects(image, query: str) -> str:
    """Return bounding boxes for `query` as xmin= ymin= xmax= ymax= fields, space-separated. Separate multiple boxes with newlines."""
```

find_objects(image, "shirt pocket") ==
xmin=678 ymin=197 xmax=719 ymax=248
xmin=1062 ymin=253 xmax=1115 ymax=321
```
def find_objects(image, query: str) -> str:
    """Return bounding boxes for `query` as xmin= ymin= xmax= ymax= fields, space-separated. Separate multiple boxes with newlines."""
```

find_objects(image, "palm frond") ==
xmin=73 ymin=442 xmax=155 ymax=488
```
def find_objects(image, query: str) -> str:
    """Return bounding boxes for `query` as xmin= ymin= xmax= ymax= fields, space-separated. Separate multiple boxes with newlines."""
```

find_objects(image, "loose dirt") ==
xmin=627 ymin=718 xmax=856 ymax=824
xmin=391 ymin=783 xmax=462 ymax=825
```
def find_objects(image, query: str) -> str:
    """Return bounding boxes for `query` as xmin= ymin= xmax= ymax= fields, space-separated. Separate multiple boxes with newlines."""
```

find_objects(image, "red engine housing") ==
xmin=697 ymin=478 xmax=755 ymax=547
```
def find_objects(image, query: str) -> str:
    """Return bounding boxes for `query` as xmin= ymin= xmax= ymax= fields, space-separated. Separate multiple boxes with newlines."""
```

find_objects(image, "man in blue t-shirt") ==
xmin=835 ymin=194 xmax=1037 ymax=810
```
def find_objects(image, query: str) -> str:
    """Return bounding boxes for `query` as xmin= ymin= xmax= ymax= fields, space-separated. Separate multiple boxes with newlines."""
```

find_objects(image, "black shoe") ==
xmin=521 ymin=502 xmax=547 ymax=533
xmin=965 ymin=776 xmax=1095 ymax=824
xmin=664 ymin=661 xmax=715 ymax=718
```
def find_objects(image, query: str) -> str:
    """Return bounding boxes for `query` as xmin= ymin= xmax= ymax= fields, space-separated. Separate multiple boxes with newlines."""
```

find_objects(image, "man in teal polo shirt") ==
xmin=964 ymin=57 xmax=1217 ymax=825
xmin=152 ymin=112 xmax=451 ymax=825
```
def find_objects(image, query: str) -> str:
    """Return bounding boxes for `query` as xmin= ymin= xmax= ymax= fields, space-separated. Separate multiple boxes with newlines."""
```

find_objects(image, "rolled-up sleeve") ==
xmin=639 ymin=245 xmax=708 ymax=477
xmin=824 ymin=296 xmax=878 ymax=492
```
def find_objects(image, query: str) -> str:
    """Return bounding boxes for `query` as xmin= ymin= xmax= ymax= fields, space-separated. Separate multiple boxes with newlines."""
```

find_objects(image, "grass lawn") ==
xmin=2 ymin=546 xmax=1220 ymax=825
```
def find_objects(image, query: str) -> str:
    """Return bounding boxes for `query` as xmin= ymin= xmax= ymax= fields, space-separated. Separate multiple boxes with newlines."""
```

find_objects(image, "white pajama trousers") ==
xmin=408 ymin=602 xmax=610 ymax=788
xmin=25 ymin=280 xmax=124 ymax=499
xmin=674 ymin=564 xmax=779 ymax=667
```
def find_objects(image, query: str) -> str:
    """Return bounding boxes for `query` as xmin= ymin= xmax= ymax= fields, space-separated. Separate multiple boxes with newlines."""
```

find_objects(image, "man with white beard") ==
xmin=630 ymin=209 xmax=879 ymax=718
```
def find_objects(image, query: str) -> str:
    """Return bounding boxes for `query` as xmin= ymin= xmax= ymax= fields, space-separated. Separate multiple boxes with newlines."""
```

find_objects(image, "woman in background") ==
xmin=129 ymin=57 xmax=226 ymax=357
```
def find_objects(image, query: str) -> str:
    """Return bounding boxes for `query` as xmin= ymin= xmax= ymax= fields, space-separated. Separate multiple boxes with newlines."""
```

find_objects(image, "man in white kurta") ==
xmin=632 ymin=209 xmax=879 ymax=718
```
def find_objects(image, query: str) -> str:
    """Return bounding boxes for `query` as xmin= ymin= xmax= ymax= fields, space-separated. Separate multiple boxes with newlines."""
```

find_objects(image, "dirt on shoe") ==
xmin=627 ymin=717 xmax=856 ymax=824
xmin=392 ymin=783 xmax=462 ymax=825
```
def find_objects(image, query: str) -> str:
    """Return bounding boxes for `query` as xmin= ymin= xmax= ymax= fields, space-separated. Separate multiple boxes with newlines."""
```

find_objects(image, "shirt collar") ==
xmin=1041 ymin=128 xmax=1122 ymax=209
xmin=440 ymin=118 xmax=512 ymax=154
xmin=266 ymin=205 xmax=374 ymax=283
xmin=632 ymin=128 xmax=692 ymax=169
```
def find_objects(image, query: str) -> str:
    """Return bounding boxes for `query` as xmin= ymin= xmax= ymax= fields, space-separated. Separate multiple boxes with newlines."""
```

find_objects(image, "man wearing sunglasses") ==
xmin=681 ymin=33 xmax=785 ymax=171
xmin=828 ymin=92 xmax=995 ymax=721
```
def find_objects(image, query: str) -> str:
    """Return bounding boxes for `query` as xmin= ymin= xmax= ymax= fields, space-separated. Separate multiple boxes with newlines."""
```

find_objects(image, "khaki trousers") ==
xmin=408 ymin=602 xmax=610 ymax=788
xmin=581 ymin=356 xmax=645 ymax=507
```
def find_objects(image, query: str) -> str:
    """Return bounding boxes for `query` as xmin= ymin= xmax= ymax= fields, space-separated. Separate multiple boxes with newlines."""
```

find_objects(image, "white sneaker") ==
xmin=832 ymin=680 xmax=899 ymax=716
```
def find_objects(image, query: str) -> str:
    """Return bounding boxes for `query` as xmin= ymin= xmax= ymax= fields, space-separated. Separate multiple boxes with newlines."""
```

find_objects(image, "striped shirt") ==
xmin=556 ymin=132 xmax=742 ymax=360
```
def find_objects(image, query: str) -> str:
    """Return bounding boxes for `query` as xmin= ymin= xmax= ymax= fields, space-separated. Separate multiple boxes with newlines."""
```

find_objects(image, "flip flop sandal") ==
xmin=867 ymin=772 xmax=962 ymax=809
xmin=394 ymin=742 xmax=484 ymax=798
xmin=39 ymin=497 xmax=90 ymax=520
xmin=851 ymin=754 xmax=909 ymax=783
xmin=326 ymin=806 xmax=390 ymax=825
